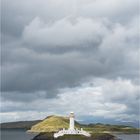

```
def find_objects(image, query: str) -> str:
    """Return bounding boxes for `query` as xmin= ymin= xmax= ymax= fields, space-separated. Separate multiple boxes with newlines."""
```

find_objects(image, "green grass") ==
xmin=82 ymin=124 xmax=140 ymax=134
xmin=29 ymin=115 xmax=80 ymax=132
xmin=29 ymin=115 xmax=140 ymax=134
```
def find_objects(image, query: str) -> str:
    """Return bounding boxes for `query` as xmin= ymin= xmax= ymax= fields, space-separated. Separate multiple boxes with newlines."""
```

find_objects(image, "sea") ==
xmin=0 ymin=129 xmax=37 ymax=140
xmin=114 ymin=134 xmax=140 ymax=140
xmin=0 ymin=129 xmax=140 ymax=140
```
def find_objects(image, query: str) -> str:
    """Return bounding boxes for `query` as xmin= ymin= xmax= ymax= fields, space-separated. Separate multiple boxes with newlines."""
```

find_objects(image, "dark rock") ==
xmin=32 ymin=133 xmax=116 ymax=140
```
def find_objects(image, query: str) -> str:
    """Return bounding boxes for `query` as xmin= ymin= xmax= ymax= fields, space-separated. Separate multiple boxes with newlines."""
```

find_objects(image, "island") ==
xmin=1 ymin=113 xmax=139 ymax=140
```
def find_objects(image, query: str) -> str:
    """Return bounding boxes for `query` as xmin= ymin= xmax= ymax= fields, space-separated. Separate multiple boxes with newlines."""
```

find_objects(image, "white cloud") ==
xmin=1 ymin=78 xmax=139 ymax=123
xmin=23 ymin=17 xmax=109 ymax=47
xmin=79 ymin=0 xmax=138 ymax=19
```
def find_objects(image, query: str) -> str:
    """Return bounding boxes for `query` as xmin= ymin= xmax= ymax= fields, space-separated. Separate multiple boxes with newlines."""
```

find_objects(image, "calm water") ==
xmin=0 ymin=130 xmax=140 ymax=140
xmin=115 ymin=134 xmax=140 ymax=140
xmin=1 ymin=129 xmax=37 ymax=140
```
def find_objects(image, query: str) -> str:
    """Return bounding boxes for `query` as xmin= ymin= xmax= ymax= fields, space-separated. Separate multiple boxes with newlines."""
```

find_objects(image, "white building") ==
xmin=54 ymin=112 xmax=91 ymax=138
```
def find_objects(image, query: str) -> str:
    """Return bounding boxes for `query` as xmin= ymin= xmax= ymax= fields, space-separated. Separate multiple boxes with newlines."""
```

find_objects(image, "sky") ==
xmin=1 ymin=0 xmax=140 ymax=127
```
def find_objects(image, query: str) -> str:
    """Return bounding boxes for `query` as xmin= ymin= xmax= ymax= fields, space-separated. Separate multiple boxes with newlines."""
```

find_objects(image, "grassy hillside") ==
xmin=82 ymin=124 xmax=140 ymax=134
xmin=29 ymin=115 xmax=81 ymax=132
xmin=1 ymin=115 xmax=139 ymax=134
xmin=28 ymin=115 xmax=139 ymax=134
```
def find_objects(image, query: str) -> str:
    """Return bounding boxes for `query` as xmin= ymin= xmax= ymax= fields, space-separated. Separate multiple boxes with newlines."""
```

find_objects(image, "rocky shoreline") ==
xmin=32 ymin=133 xmax=118 ymax=140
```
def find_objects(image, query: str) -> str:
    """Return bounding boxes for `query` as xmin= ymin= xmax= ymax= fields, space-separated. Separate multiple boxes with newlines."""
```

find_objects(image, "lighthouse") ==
xmin=54 ymin=112 xmax=91 ymax=138
xmin=69 ymin=112 xmax=75 ymax=130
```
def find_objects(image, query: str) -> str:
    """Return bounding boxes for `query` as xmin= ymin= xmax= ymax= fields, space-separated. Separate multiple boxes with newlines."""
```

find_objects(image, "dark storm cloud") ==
xmin=2 ymin=17 xmax=139 ymax=97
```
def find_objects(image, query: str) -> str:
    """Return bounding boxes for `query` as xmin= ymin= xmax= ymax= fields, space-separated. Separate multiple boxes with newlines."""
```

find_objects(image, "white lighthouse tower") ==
xmin=54 ymin=112 xmax=91 ymax=138
xmin=69 ymin=112 xmax=75 ymax=130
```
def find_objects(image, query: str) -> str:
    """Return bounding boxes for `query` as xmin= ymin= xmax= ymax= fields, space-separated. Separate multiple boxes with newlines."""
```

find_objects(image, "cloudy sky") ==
xmin=1 ymin=0 xmax=140 ymax=127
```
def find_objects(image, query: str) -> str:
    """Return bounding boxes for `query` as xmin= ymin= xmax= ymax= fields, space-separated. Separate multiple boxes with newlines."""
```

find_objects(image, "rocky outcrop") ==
xmin=32 ymin=133 xmax=116 ymax=140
